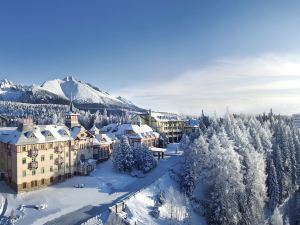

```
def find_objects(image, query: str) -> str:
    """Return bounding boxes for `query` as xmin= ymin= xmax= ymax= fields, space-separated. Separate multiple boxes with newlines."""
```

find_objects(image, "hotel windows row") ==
xmin=21 ymin=163 xmax=69 ymax=177
xmin=20 ymin=142 xmax=69 ymax=152
xmin=22 ymin=154 xmax=54 ymax=164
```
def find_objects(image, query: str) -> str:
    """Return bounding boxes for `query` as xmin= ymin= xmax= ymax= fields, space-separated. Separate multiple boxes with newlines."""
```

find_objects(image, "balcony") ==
xmin=54 ymin=146 xmax=63 ymax=154
xmin=28 ymin=149 xmax=38 ymax=158
xmin=28 ymin=161 xmax=38 ymax=170
xmin=55 ymin=157 xmax=64 ymax=166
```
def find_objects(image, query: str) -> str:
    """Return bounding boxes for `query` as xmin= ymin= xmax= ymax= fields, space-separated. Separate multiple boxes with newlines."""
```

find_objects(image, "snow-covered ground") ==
xmin=0 ymin=148 xmax=179 ymax=225
xmin=125 ymin=158 xmax=206 ymax=225
xmin=0 ymin=160 xmax=136 ymax=225
xmin=125 ymin=172 xmax=187 ymax=225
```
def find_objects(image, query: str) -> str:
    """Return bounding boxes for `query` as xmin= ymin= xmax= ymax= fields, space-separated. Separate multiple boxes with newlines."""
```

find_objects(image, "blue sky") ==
xmin=1 ymin=1 xmax=300 ymax=114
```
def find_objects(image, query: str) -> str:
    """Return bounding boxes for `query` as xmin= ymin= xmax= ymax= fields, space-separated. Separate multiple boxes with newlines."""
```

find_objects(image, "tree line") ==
xmin=180 ymin=112 xmax=299 ymax=225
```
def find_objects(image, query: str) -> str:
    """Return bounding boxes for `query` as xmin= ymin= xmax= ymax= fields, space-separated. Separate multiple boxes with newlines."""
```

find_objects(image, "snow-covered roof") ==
xmin=89 ymin=125 xmax=100 ymax=133
xmin=135 ymin=111 xmax=183 ymax=122
xmin=94 ymin=133 xmax=113 ymax=145
xmin=149 ymin=147 xmax=166 ymax=152
xmin=186 ymin=118 xmax=200 ymax=127
xmin=0 ymin=125 xmax=72 ymax=145
xmin=100 ymin=123 xmax=119 ymax=133
xmin=101 ymin=123 xmax=159 ymax=140
xmin=151 ymin=112 xmax=181 ymax=121
xmin=69 ymin=126 xmax=94 ymax=140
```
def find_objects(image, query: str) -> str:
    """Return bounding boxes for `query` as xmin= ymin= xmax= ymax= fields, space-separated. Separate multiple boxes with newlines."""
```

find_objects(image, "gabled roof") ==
xmin=70 ymin=126 xmax=94 ymax=140
xmin=93 ymin=133 xmax=113 ymax=145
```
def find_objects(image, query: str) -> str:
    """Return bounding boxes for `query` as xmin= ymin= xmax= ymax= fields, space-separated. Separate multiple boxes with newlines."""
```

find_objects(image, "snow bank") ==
xmin=0 ymin=193 xmax=4 ymax=216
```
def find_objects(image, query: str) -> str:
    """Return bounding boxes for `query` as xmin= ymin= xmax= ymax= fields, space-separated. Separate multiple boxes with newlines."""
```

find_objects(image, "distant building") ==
xmin=293 ymin=114 xmax=300 ymax=129
xmin=131 ymin=110 xmax=185 ymax=143
xmin=101 ymin=123 xmax=159 ymax=148
xmin=184 ymin=118 xmax=201 ymax=136
xmin=0 ymin=115 xmax=8 ymax=127
xmin=0 ymin=102 xmax=111 ymax=193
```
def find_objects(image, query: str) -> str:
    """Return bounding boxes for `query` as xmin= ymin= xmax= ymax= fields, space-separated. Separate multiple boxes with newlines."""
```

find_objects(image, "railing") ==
xmin=55 ymin=146 xmax=63 ymax=154
xmin=55 ymin=157 xmax=64 ymax=166
xmin=28 ymin=161 xmax=38 ymax=170
xmin=28 ymin=149 xmax=38 ymax=158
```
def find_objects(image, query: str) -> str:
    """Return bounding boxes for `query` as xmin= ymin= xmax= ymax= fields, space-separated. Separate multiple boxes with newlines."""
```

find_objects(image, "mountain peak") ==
xmin=63 ymin=76 xmax=77 ymax=82
xmin=0 ymin=79 xmax=14 ymax=89
xmin=0 ymin=76 xmax=141 ymax=111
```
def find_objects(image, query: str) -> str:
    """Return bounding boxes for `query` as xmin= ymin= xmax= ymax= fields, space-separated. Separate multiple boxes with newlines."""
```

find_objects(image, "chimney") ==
xmin=18 ymin=117 xmax=34 ymax=131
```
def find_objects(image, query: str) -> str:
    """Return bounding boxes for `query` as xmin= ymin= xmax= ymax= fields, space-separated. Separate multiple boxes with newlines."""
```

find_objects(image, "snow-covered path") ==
xmin=0 ymin=155 xmax=180 ymax=225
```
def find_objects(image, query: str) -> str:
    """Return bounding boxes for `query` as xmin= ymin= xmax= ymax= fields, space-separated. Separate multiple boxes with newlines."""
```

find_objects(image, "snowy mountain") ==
xmin=0 ymin=76 xmax=141 ymax=111
xmin=0 ymin=79 xmax=14 ymax=89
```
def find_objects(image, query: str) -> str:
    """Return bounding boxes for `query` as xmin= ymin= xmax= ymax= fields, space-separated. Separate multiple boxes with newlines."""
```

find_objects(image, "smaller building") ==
xmin=149 ymin=147 xmax=166 ymax=160
xmin=293 ymin=114 xmax=300 ymax=129
xmin=100 ymin=123 xmax=159 ymax=148
xmin=93 ymin=133 xmax=113 ymax=162
xmin=184 ymin=118 xmax=200 ymax=136
xmin=131 ymin=110 xmax=185 ymax=144
xmin=0 ymin=115 xmax=9 ymax=127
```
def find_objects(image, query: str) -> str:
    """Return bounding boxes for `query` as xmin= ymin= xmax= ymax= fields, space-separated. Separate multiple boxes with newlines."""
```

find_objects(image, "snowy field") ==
xmin=0 ymin=144 xmax=180 ymax=225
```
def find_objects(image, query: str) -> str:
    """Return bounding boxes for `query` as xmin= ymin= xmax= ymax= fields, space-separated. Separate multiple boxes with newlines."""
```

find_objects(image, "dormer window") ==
xmin=58 ymin=129 xmax=68 ymax=136
xmin=42 ymin=130 xmax=54 ymax=138
xmin=25 ymin=131 xmax=36 ymax=139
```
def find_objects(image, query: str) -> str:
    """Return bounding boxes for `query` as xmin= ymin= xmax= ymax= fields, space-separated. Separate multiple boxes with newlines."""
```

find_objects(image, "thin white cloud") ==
xmin=117 ymin=53 xmax=300 ymax=115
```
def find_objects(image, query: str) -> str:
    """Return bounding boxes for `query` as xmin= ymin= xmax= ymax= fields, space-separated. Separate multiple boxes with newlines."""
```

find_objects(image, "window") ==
xmin=29 ymin=133 xmax=36 ymax=139
xmin=22 ymin=170 xmax=26 ymax=177
xmin=50 ymin=166 xmax=53 ymax=172
xmin=32 ymin=170 xmax=36 ymax=176
xmin=66 ymin=152 xmax=69 ymax=157
xmin=66 ymin=163 xmax=69 ymax=168
xmin=49 ymin=143 xmax=53 ymax=148
xmin=50 ymin=154 xmax=53 ymax=160
xmin=41 ymin=179 xmax=45 ymax=185
xmin=22 ymin=182 xmax=27 ymax=189
xmin=41 ymin=167 xmax=45 ymax=174
xmin=22 ymin=158 xmax=26 ymax=164
xmin=40 ymin=144 xmax=45 ymax=150
xmin=22 ymin=146 xmax=26 ymax=152
xmin=41 ymin=155 xmax=45 ymax=161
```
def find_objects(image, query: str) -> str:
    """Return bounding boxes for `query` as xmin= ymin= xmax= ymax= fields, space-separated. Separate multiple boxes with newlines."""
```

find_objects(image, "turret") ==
xmin=148 ymin=109 xmax=152 ymax=124
xmin=65 ymin=101 xmax=80 ymax=128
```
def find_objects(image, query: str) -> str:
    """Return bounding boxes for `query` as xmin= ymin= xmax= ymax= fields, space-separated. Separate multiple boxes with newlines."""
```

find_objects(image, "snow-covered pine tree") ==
xmin=112 ymin=136 xmax=134 ymax=172
xmin=206 ymin=135 xmax=244 ymax=225
xmin=133 ymin=144 xmax=157 ymax=172
xmin=266 ymin=156 xmax=280 ymax=213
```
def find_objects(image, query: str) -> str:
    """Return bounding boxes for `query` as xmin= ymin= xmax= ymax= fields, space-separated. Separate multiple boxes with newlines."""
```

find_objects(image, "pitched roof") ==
xmin=101 ymin=123 xmax=159 ymax=140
